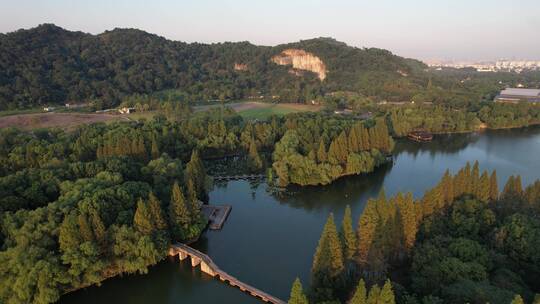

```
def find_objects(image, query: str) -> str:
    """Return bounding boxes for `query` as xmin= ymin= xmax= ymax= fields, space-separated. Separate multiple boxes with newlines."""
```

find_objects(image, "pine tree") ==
xmin=398 ymin=192 xmax=417 ymax=251
xmin=350 ymin=279 xmax=367 ymax=304
xmin=379 ymin=280 xmax=395 ymax=304
xmin=169 ymin=182 xmax=191 ymax=240
xmin=440 ymin=170 xmax=455 ymax=204
xmin=134 ymin=198 xmax=155 ymax=235
xmin=59 ymin=213 xmax=81 ymax=252
xmin=503 ymin=175 xmax=516 ymax=198
xmin=514 ymin=175 xmax=523 ymax=195
xmin=471 ymin=161 xmax=480 ymax=195
xmin=478 ymin=171 xmax=491 ymax=202
xmin=357 ymin=199 xmax=379 ymax=264
xmin=348 ymin=124 xmax=361 ymax=153
xmin=312 ymin=213 xmax=345 ymax=279
xmin=185 ymin=149 xmax=207 ymax=200
xmin=366 ymin=285 xmax=381 ymax=304
xmin=248 ymin=137 xmax=263 ymax=172
xmin=151 ymin=137 xmax=160 ymax=159
xmin=288 ymin=278 xmax=308 ymax=304
xmin=90 ymin=210 xmax=107 ymax=247
xmin=148 ymin=192 xmax=167 ymax=230
xmin=317 ymin=139 xmax=327 ymax=163
xmin=340 ymin=205 xmax=357 ymax=261
xmin=511 ymin=295 xmax=525 ymax=304
xmin=489 ymin=170 xmax=499 ymax=200
xmin=137 ymin=137 xmax=147 ymax=161
xmin=78 ymin=213 xmax=95 ymax=242
xmin=186 ymin=178 xmax=200 ymax=215
xmin=464 ymin=162 xmax=472 ymax=194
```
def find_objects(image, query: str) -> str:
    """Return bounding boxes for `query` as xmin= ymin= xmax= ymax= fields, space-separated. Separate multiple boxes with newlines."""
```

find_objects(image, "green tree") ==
xmin=350 ymin=279 xmax=367 ymax=304
xmin=169 ymin=182 xmax=191 ymax=240
xmin=341 ymin=205 xmax=357 ymax=261
xmin=248 ymin=137 xmax=263 ymax=172
xmin=311 ymin=213 xmax=344 ymax=301
xmin=511 ymin=295 xmax=524 ymax=304
xmin=489 ymin=170 xmax=499 ymax=200
xmin=148 ymin=192 xmax=168 ymax=230
xmin=288 ymin=278 xmax=309 ymax=304
xmin=379 ymin=280 xmax=395 ymax=304
xmin=134 ymin=198 xmax=154 ymax=235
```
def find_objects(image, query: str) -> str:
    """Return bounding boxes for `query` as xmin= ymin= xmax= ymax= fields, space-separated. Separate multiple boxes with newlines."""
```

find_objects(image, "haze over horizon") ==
xmin=1 ymin=0 xmax=539 ymax=62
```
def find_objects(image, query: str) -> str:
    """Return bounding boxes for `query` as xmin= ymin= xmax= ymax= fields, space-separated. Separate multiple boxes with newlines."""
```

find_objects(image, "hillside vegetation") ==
xmin=0 ymin=24 xmax=432 ymax=110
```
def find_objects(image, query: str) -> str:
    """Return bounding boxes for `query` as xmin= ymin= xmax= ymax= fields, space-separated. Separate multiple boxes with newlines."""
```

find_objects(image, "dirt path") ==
xmin=0 ymin=112 xmax=123 ymax=130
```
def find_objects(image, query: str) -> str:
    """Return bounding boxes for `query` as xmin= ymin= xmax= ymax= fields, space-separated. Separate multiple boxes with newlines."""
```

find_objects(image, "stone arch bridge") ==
xmin=169 ymin=244 xmax=285 ymax=304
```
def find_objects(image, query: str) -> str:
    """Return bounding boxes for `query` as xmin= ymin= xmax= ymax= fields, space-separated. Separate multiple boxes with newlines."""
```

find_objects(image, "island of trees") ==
xmin=290 ymin=161 xmax=540 ymax=304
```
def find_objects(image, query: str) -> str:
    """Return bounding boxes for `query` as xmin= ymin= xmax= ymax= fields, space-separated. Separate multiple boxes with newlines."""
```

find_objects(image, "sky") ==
xmin=1 ymin=0 xmax=539 ymax=62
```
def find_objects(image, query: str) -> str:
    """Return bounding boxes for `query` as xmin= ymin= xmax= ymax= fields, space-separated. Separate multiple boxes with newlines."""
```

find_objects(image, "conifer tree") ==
xmin=186 ymin=179 xmax=200 ymax=215
xmin=317 ymin=139 xmax=327 ymax=163
xmin=471 ymin=161 xmax=480 ymax=195
xmin=311 ymin=214 xmax=345 ymax=300
xmin=248 ymin=137 xmax=263 ymax=172
xmin=360 ymin=125 xmax=370 ymax=151
xmin=366 ymin=285 xmax=381 ymax=304
xmin=340 ymin=205 xmax=357 ymax=261
xmin=514 ymin=175 xmax=523 ymax=195
xmin=348 ymin=124 xmax=361 ymax=153
xmin=169 ymin=182 xmax=191 ymax=240
xmin=489 ymin=170 xmax=499 ymax=200
xmin=151 ymin=137 xmax=160 ymax=159
xmin=440 ymin=170 xmax=454 ymax=204
xmin=148 ymin=192 xmax=167 ymax=230
xmin=397 ymin=192 xmax=417 ymax=251
xmin=464 ymin=162 xmax=472 ymax=194
xmin=478 ymin=171 xmax=490 ymax=202
xmin=134 ymin=199 xmax=154 ymax=235
xmin=185 ymin=149 xmax=207 ymax=200
xmin=288 ymin=278 xmax=308 ymax=304
xmin=59 ymin=213 xmax=82 ymax=252
xmin=511 ymin=295 xmax=525 ymax=304
xmin=503 ymin=175 xmax=516 ymax=199
xmin=78 ymin=213 xmax=95 ymax=242
xmin=350 ymin=279 xmax=367 ymax=304
xmin=357 ymin=199 xmax=379 ymax=264
xmin=379 ymin=280 xmax=395 ymax=304
xmin=90 ymin=210 xmax=107 ymax=247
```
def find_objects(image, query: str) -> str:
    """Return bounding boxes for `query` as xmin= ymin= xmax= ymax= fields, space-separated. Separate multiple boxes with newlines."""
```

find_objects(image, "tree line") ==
xmin=272 ymin=116 xmax=394 ymax=186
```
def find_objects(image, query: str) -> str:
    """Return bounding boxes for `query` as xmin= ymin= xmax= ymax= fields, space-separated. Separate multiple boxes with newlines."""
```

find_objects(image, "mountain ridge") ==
xmin=0 ymin=24 xmax=428 ymax=109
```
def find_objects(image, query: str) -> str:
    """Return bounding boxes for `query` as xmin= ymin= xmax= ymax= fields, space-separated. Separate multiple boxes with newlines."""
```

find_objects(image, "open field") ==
xmin=194 ymin=101 xmax=321 ymax=120
xmin=235 ymin=102 xmax=322 ymax=120
xmin=0 ymin=112 xmax=128 ymax=130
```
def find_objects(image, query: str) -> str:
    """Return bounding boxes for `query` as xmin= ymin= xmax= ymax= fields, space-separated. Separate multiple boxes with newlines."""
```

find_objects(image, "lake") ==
xmin=59 ymin=126 xmax=540 ymax=304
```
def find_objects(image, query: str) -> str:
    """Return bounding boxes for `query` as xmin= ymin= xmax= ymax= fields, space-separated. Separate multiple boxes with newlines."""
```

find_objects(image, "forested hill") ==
xmin=0 ymin=24 xmax=428 ymax=110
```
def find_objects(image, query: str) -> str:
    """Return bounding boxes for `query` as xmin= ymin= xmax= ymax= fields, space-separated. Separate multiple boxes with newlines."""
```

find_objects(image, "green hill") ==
xmin=1 ymin=24 xmax=432 ymax=110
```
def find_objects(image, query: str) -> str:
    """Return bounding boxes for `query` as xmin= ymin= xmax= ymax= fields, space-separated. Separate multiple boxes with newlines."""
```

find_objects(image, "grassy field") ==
xmin=228 ymin=102 xmax=322 ymax=120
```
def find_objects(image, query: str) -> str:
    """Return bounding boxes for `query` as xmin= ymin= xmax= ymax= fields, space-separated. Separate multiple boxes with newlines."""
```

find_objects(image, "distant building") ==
xmin=494 ymin=88 xmax=540 ymax=103
xmin=118 ymin=107 xmax=135 ymax=114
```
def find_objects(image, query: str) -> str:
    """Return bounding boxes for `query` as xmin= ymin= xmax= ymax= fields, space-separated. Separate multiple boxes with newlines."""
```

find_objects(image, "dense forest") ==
xmin=5 ymin=24 xmax=539 ymax=111
xmin=291 ymin=162 xmax=540 ymax=304
xmin=0 ymin=107 xmax=400 ymax=303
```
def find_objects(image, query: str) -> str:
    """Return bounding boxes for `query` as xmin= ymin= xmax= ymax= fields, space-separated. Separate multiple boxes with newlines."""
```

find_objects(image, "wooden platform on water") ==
xmin=201 ymin=205 xmax=232 ymax=230
xmin=408 ymin=130 xmax=433 ymax=142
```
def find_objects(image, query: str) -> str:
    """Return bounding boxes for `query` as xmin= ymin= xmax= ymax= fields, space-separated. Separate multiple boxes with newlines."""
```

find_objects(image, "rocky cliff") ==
xmin=271 ymin=49 xmax=327 ymax=80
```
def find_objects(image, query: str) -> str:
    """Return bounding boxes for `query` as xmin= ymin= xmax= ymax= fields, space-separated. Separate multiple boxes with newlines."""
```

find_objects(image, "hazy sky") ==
xmin=1 ymin=0 xmax=539 ymax=61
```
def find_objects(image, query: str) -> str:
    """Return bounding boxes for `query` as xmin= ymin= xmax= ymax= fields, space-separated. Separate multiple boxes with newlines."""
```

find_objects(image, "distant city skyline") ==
xmin=1 ymin=0 xmax=539 ymax=62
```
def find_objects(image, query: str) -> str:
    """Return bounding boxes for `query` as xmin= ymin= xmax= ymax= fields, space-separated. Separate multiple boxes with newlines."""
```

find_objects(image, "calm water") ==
xmin=60 ymin=126 xmax=540 ymax=304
